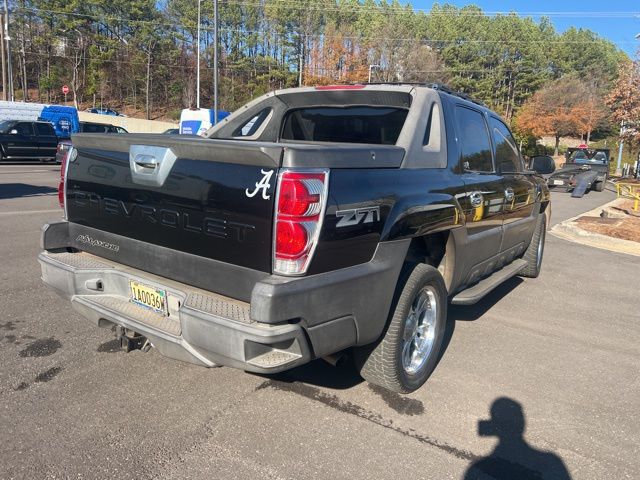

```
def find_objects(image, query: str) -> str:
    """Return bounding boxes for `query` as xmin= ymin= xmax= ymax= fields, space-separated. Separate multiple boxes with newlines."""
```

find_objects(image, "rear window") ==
xmin=281 ymin=106 xmax=408 ymax=145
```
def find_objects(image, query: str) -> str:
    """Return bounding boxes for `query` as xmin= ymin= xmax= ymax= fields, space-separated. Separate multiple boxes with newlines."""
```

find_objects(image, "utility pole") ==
xmin=298 ymin=35 xmax=303 ymax=87
xmin=616 ymin=120 xmax=624 ymax=175
xmin=213 ymin=0 xmax=218 ymax=124
xmin=196 ymin=0 xmax=201 ymax=108
xmin=0 ymin=12 xmax=6 ymax=101
xmin=3 ymin=0 xmax=13 ymax=101
xmin=368 ymin=64 xmax=380 ymax=83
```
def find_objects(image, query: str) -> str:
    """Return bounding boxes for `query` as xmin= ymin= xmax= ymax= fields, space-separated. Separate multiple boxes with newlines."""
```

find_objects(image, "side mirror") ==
xmin=9 ymin=129 xmax=18 ymax=135
xmin=530 ymin=157 xmax=556 ymax=175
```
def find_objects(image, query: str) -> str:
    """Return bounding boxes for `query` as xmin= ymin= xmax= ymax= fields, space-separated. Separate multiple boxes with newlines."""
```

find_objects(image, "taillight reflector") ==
xmin=273 ymin=170 xmax=329 ymax=275
xmin=57 ymin=142 xmax=74 ymax=214
xmin=58 ymin=155 xmax=67 ymax=209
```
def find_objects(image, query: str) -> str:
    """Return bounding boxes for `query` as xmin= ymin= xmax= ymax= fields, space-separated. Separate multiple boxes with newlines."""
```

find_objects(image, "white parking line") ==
xmin=0 ymin=209 xmax=60 ymax=216
xmin=0 ymin=170 xmax=56 ymax=174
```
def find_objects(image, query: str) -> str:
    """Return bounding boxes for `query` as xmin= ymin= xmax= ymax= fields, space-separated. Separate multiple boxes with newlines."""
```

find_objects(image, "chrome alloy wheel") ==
xmin=402 ymin=287 xmax=438 ymax=375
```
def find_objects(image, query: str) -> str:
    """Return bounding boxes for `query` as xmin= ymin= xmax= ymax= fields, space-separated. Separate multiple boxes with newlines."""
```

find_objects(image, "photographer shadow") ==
xmin=464 ymin=397 xmax=571 ymax=480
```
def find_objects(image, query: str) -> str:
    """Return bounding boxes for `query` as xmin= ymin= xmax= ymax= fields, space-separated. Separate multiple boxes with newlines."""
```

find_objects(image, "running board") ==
xmin=450 ymin=259 xmax=527 ymax=305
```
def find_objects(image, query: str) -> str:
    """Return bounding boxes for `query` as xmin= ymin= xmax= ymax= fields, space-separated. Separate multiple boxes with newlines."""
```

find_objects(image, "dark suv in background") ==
xmin=0 ymin=120 xmax=58 ymax=161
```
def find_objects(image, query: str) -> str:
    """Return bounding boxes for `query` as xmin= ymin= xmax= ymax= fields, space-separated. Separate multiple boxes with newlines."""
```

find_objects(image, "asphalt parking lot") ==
xmin=0 ymin=163 xmax=638 ymax=479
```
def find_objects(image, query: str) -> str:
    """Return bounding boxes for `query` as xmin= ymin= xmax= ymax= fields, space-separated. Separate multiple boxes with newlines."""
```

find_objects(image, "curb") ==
xmin=549 ymin=198 xmax=640 ymax=257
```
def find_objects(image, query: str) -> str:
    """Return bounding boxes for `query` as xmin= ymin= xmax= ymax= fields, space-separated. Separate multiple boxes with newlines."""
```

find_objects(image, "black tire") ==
xmin=520 ymin=212 xmax=546 ymax=278
xmin=594 ymin=181 xmax=604 ymax=192
xmin=353 ymin=263 xmax=448 ymax=394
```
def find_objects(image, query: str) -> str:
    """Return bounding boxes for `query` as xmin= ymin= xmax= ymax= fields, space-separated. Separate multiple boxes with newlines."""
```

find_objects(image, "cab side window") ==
xmin=490 ymin=118 xmax=522 ymax=173
xmin=16 ymin=122 xmax=34 ymax=135
xmin=35 ymin=123 xmax=55 ymax=136
xmin=455 ymin=106 xmax=493 ymax=172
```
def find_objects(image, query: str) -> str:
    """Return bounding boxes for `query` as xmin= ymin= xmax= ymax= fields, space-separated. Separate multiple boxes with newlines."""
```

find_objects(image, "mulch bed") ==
xmin=575 ymin=212 xmax=640 ymax=243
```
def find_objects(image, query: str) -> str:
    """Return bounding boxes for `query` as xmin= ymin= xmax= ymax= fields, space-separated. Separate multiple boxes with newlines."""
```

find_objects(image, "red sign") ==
xmin=61 ymin=85 xmax=69 ymax=95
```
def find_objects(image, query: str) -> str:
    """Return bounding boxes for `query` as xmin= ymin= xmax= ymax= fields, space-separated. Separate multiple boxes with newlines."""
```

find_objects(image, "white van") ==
xmin=179 ymin=108 xmax=229 ymax=136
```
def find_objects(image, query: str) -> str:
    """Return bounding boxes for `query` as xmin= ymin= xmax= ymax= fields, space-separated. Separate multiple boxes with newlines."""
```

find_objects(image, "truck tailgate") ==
xmin=66 ymin=134 xmax=282 ymax=273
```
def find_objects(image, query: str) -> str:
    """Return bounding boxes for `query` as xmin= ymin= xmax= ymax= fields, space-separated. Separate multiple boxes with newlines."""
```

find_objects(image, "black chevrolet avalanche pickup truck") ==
xmin=39 ymin=84 xmax=550 ymax=393
xmin=0 ymin=120 xmax=58 ymax=161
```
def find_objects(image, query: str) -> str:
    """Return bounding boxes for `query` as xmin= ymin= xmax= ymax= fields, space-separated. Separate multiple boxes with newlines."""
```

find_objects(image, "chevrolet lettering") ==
xmin=72 ymin=191 xmax=255 ymax=241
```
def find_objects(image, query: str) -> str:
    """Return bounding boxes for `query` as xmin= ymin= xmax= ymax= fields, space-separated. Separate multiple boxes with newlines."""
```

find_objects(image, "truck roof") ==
xmin=272 ymin=82 xmax=486 ymax=106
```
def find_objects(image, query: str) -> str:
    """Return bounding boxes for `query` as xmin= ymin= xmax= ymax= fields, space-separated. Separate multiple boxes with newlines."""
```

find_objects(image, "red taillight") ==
xmin=274 ymin=170 xmax=329 ymax=275
xmin=58 ymin=155 xmax=67 ymax=209
xmin=57 ymin=142 xmax=72 ymax=211
xmin=275 ymin=221 xmax=308 ymax=256
xmin=278 ymin=172 xmax=322 ymax=216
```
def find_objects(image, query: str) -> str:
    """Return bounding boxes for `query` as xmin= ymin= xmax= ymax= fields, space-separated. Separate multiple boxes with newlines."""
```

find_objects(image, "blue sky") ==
xmin=411 ymin=0 xmax=640 ymax=57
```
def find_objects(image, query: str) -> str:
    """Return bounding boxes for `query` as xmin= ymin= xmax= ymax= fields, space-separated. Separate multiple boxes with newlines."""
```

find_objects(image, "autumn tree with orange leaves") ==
xmin=606 ymin=59 xmax=640 ymax=146
xmin=515 ymin=75 xmax=607 ymax=155
xmin=304 ymin=23 xmax=370 ymax=85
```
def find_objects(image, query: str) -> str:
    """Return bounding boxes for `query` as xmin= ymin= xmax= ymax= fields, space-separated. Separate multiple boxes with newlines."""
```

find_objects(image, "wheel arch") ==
xmin=540 ymin=200 xmax=551 ymax=228
xmin=405 ymin=231 xmax=456 ymax=294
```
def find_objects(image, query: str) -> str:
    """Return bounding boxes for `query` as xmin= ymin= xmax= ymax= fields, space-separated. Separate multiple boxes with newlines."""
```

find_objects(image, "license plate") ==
xmin=130 ymin=281 xmax=167 ymax=315
xmin=553 ymin=179 xmax=564 ymax=185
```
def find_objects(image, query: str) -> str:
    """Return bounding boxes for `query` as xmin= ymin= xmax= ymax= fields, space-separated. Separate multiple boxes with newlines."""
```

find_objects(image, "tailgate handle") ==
xmin=129 ymin=145 xmax=177 ymax=187
xmin=134 ymin=154 xmax=159 ymax=169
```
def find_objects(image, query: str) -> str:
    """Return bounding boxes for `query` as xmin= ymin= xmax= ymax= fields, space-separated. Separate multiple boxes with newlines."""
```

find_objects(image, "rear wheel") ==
xmin=520 ymin=212 xmax=546 ymax=278
xmin=354 ymin=263 xmax=448 ymax=394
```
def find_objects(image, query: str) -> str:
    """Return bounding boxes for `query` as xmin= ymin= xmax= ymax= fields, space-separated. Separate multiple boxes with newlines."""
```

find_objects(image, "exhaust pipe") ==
xmin=322 ymin=352 xmax=348 ymax=368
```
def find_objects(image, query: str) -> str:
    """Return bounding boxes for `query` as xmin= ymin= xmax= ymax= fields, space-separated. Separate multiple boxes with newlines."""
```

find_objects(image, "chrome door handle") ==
xmin=470 ymin=191 xmax=484 ymax=208
xmin=134 ymin=154 xmax=159 ymax=169
xmin=504 ymin=187 xmax=514 ymax=202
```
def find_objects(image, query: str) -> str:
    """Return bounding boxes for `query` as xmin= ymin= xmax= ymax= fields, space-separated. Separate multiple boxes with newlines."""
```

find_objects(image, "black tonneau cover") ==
xmin=71 ymin=133 xmax=406 ymax=169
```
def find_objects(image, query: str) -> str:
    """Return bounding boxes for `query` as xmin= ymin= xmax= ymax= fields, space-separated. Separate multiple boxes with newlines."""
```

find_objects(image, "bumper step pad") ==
xmin=185 ymin=292 xmax=252 ymax=324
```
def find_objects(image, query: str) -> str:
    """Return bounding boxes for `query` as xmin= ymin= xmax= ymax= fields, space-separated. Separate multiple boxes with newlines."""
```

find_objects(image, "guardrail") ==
xmin=615 ymin=182 xmax=640 ymax=211
xmin=78 ymin=112 xmax=177 ymax=134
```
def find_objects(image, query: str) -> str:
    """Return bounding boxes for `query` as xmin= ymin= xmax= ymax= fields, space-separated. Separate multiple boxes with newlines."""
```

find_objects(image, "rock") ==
xmin=600 ymin=207 xmax=626 ymax=219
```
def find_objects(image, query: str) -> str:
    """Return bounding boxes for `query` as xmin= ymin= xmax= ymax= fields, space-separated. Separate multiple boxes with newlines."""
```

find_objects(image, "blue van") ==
xmin=39 ymin=105 xmax=80 ymax=138
xmin=0 ymin=101 xmax=80 ymax=138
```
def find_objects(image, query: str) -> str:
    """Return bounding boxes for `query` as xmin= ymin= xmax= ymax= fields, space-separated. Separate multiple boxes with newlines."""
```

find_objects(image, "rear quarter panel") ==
xmin=308 ymin=168 xmax=464 ymax=274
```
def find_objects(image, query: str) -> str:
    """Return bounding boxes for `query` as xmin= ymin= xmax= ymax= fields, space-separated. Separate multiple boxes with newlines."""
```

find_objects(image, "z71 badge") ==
xmin=336 ymin=206 xmax=380 ymax=228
